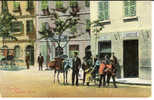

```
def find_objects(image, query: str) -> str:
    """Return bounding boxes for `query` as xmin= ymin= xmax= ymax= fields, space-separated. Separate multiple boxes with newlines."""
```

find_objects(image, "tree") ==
xmin=0 ymin=1 xmax=17 ymax=47
xmin=39 ymin=4 xmax=85 ymax=57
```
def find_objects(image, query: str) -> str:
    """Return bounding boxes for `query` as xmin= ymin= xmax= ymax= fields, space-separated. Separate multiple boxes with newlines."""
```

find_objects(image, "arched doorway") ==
xmin=85 ymin=45 xmax=91 ymax=58
xmin=25 ymin=45 xmax=34 ymax=65
xmin=14 ymin=45 xmax=20 ymax=58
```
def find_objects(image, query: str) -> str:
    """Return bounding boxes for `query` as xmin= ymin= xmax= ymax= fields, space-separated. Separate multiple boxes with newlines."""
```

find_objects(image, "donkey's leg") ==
xmin=66 ymin=71 xmax=68 ymax=84
xmin=57 ymin=71 xmax=60 ymax=83
xmin=54 ymin=70 xmax=56 ymax=83
xmin=63 ymin=71 xmax=65 ymax=84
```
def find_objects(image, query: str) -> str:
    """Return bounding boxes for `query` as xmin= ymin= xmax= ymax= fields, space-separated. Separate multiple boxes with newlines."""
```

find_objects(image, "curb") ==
xmin=115 ymin=82 xmax=152 ymax=86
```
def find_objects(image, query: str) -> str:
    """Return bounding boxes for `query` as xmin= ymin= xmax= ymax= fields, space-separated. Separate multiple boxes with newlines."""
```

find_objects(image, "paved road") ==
xmin=0 ymin=67 xmax=151 ymax=97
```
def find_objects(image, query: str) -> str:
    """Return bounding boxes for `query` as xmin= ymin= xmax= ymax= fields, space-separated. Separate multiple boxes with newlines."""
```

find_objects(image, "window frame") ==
xmin=11 ymin=21 xmax=23 ymax=33
xmin=13 ymin=1 xmax=20 ymax=12
xmin=124 ymin=1 xmax=136 ymax=17
xmin=26 ymin=20 xmax=34 ymax=33
xmin=98 ymin=1 xmax=109 ymax=21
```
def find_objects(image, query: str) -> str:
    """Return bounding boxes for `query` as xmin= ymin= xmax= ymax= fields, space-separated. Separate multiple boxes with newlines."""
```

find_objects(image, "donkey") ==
xmin=48 ymin=57 xmax=72 ymax=84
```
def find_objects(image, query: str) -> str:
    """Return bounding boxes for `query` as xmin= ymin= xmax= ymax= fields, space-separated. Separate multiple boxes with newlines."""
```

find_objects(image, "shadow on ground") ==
xmin=0 ymin=65 xmax=26 ymax=71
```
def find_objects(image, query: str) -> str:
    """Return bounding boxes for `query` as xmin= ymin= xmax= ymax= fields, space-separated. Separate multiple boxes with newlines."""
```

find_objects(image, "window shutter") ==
xmin=41 ymin=22 xmax=46 ymax=31
xmin=70 ymin=0 xmax=78 ymax=7
xmin=124 ymin=1 xmax=129 ymax=17
xmin=20 ymin=22 xmax=23 ymax=32
xmin=104 ymin=1 xmax=109 ymax=20
xmin=85 ymin=0 xmax=90 ymax=7
xmin=41 ymin=0 xmax=48 ymax=10
xmin=98 ymin=2 xmax=104 ymax=20
xmin=86 ymin=19 xmax=90 ymax=30
xmin=30 ymin=20 xmax=33 ymax=32
xmin=13 ymin=1 xmax=20 ymax=11
xmin=56 ymin=1 xmax=63 ymax=9
xmin=130 ymin=1 xmax=136 ymax=16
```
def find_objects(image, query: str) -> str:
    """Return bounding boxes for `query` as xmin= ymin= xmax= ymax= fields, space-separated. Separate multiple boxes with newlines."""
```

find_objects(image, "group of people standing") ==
xmin=71 ymin=52 xmax=118 ymax=88
xmin=25 ymin=51 xmax=118 ymax=88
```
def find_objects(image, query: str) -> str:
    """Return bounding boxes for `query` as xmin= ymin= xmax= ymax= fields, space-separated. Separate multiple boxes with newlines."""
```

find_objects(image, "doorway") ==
xmin=26 ymin=45 xmax=34 ymax=65
xmin=123 ymin=40 xmax=139 ymax=78
xmin=98 ymin=41 xmax=111 ymax=60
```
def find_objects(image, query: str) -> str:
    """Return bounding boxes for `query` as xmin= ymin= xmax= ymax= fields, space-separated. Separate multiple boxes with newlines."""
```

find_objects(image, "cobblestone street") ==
xmin=0 ymin=67 xmax=151 ymax=97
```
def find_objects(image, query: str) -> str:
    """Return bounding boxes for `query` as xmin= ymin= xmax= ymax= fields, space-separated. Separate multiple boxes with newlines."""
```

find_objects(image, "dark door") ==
xmin=123 ymin=40 xmax=138 ymax=78
xmin=26 ymin=45 xmax=34 ymax=65
xmin=98 ymin=41 xmax=111 ymax=60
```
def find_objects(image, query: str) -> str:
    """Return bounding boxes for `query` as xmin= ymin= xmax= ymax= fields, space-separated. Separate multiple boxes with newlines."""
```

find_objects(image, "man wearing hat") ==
xmin=72 ymin=52 xmax=81 ymax=86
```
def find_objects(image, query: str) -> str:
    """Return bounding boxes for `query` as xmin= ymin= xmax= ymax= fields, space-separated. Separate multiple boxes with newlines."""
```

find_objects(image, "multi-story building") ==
xmin=36 ymin=1 xmax=90 ymax=66
xmin=90 ymin=1 xmax=151 ymax=80
xmin=0 ymin=1 xmax=36 ymax=66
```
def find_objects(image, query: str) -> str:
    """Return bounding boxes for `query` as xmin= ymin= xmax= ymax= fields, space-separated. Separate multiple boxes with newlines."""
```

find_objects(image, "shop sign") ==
xmin=122 ymin=32 xmax=138 ymax=38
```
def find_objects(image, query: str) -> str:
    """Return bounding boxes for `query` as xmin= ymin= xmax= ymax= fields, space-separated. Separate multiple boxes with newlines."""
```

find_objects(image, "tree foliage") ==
xmin=0 ymin=1 xmax=17 ymax=47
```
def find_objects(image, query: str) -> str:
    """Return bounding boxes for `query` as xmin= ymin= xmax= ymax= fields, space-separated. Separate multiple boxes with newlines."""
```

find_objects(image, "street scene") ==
xmin=0 ymin=1 xmax=152 ymax=98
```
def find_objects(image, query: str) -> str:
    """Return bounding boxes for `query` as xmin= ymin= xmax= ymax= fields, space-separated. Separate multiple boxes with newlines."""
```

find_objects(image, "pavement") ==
xmin=115 ymin=78 xmax=151 ymax=86
xmin=0 ymin=66 xmax=152 ymax=97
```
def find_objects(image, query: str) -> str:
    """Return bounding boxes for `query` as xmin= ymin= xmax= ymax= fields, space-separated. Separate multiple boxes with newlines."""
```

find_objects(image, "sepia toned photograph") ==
xmin=0 ymin=0 xmax=152 ymax=98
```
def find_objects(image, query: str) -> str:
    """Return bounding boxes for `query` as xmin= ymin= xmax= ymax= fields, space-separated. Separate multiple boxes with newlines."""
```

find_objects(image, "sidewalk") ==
xmin=114 ymin=78 xmax=152 ymax=86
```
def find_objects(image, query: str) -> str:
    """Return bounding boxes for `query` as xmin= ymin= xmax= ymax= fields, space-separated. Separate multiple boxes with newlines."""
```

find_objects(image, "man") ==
xmin=98 ymin=60 xmax=106 ymax=88
xmin=25 ymin=54 xmax=30 ymax=69
xmin=38 ymin=53 xmax=44 ymax=71
xmin=72 ymin=52 xmax=81 ymax=86
xmin=106 ymin=60 xmax=117 ymax=88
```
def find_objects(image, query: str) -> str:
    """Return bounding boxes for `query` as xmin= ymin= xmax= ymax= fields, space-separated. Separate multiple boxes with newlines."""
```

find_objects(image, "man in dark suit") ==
xmin=72 ymin=52 xmax=81 ymax=86
xmin=25 ymin=54 xmax=30 ymax=69
xmin=38 ymin=53 xmax=44 ymax=71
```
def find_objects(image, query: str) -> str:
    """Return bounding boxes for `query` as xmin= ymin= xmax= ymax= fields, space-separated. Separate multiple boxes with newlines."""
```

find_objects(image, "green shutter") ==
xmin=86 ymin=19 xmax=90 ymax=30
xmin=20 ymin=22 xmax=23 ymax=32
xmin=104 ymin=1 xmax=109 ymax=20
xmin=124 ymin=1 xmax=136 ymax=17
xmin=27 ymin=1 xmax=34 ymax=10
xmin=85 ymin=0 xmax=90 ymax=7
xmin=71 ymin=25 xmax=77 ymax=33
xmin=56 ymin=1 xmax=63 ymax=9
xmin=98 ymin=2 xmax=103 ymax=20
xmin=41 ymin=22 xmax=46 ymax=31
xmin=41 ymin=0 xmax=48 ymax=10
xmin=98 ymin=1 xmax=109 ymax=21
xmin=124 ymin=1 xmax=129 ymax=17
xmin=70 ymin=0 xmax=78 ymax=7
xmin=27 ymin=20 xmax=33 ymax=33
xmin=130 ymin=1 xmax=136 ymax=16
xmin=13 ymin=1 xmax=20 ymax=11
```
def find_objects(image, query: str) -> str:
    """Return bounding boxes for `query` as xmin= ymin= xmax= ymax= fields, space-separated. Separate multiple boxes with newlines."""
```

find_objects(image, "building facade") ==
xmin=36 ymin=1 xmax=90 ymax=66
xmin=0 ymin=1 xmax=36 ymax=66
xmin=90 ymin=1 xmax=152 ymax=80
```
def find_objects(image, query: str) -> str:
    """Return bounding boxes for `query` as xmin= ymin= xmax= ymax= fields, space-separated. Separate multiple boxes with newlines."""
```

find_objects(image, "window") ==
xmin=56 ymin=1 xmax=64 ymax=9
xmin=13 ymin=1 xmax=20 ymax=12
xmin=98 ymin=1 xmax=109 ymax=21
xmin=27 ymin=0 xmax=34 ymax=11
xmin=41 ymin=0 xmax=48 ymax=10
xmin=11 ymin=21 xmax=23 ymax=33
xmin=41 ymin=22 xmax=47 ymax=32
xmin=86 ymin=19 xmax=90 ymax=31
xmin=69 ymin=0 xmax=78 ymax=8
xmin=41 ymin=0 xmax=49 ymax=15
xmin=26 ymin=20 xmax=34 ymax=33
xmin=70 ymin=25 xmax=77 ymax=34
xmin=14 ymin=46 xmax=20 ymax=58
xmin=1 ymin=1 xmax=8 ymax=13
xmin=85 ymin=0 xmax=90 ymax=7
xmin=124 ymin=1 xmax=136 ymax=17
